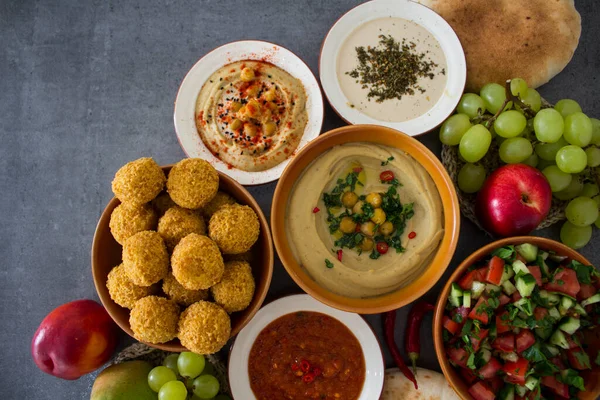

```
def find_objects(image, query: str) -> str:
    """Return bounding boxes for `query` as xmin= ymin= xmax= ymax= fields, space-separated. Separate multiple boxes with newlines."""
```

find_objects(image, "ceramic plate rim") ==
xmin=174 ymin=40 xmax=324 ymax=185
xmin=228 ymin=294 xmax=385 ymax=399
xmin=319 ymin=0 xmax=466 ymax=136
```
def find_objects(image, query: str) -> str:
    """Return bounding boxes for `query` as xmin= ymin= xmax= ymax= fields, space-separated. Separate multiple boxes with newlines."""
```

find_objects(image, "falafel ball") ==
xmin=157 ymin=206 xmax=206 ymax=251
xmin=106 ymin=264 xmax=156 ymax=309
xmin=109 ymin=203 xmax=158 ymax=245
xmin=223 ymin=251 xmax=254 ymax=263
xmin=123 ymin=231 xmax=169 ymax=286
xmin=202 ymin=191 xmax=236 ymax=220
xmin=171 ymin=233 xmax=224 ymax=290
xmin=208 ymin=204 xmax=260 ymax=254
xmin=112 ymin=157 xmax=166 ymax=205
xmin=178 ymin=301 xmax=231 ymax=354
xmin=162 ymin=272 xmax=209 ymax=306
xmin=152 ymin=192 xmax=176 ymax=216
xmin=129 ymin=296 xmax=179 ymax=343
xmin=167 ymin=158 xmax=218 ymax=209
xmin=210 ymin=261 xmax=255 ymax=313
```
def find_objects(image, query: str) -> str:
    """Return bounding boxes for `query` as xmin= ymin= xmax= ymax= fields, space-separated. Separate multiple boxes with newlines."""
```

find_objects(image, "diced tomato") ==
xmin=468 ymin=381 xmax=495 ymax=400
xmin=447 ymin=346 xmax=469 ymax=368
xmin=469 ymin=297 xmax=490 ymax=324
xmin=503 ymin=357 xmax=529 ymax=385
xmin=550 ymin=356 xmax=566 ymax=370
xmin=471 ymin=329 xmax=489 ymax=352
xmin=487 ymin=376 xmax=504 ymax=392
xmin=541 ymin=375 xmax=570 ymax=398
xmin=578 ymin=283 xmax=596 ymax=301
xmin=545 ymin=268 xmax=580 ymax=298
xmin=533 ymin=306 xmax=548 ymax=321
xmin=496 ymin=312 xmax=512 ymax=334
xmin=478 ymin=357 xmax=502 ymax=379
xmin=512 ymin=291 xmax=522 ymax=302
xmin=486 ymin=256 xmax=505 ymax=285
xmin=566 ymin=337 xmax=579 ymax=350
xmin=567 ymin=347 xmax=591 ymax=370
xmin=459 ymin=268 xmax=488 ymax=290
xmin=460 ymin=367 xmax=478 ymax=384
xmin=492 ymin=333 xmax=515 ymax=352
xmin=525 ymin=388 xmax=541 ymax=400
xmin=443 ymin=316 xmax=461 ymax=335
xmin=528 ymin=265 xmax=543 ymax=286
xmin=516 ymin=329 xmax=535 ymax=353
xmin=498 ymin=293 xmax=511 ymax=306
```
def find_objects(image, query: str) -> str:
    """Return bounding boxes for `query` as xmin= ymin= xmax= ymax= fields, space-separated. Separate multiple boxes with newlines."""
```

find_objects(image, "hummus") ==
xmin=286 ymin=143 xmax=444 ymax=298
xmin=195 ymin=60 xmax=308 ymax=172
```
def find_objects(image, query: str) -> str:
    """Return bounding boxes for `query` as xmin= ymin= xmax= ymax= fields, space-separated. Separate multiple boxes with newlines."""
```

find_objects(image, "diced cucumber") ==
xmin=536 ymin=290 xmax=561 ymax=307
xmin=559 ymin=296 xmax=575 ymax=315
xmin=463 ymin=290 xmax=472 ymax=308
xmin=550 ymin=330 xmax=570 ymax=349
xmin=516 ymin=274 xmax=536 ymax=297
xmin=500 ymin=351 xmax=519 ymax=362
xmin=516 ymin=243 xmax=538 ymax=262
xmin=480 ymin=348 xmax=492 ymax=363
xmin=573 ymin=303 xmax=588 ymax=316
xmin=501 ymin=265 xmax=515 ymax=284
xmin=581 ymin=293 xmax=600 ymax=307
xmin=515 ymin=298 xmax=534 ymax=316
xmin=559 ymin=317 xmax=581 ymax=334
xmin=449 ymin=283 xmax=463 ymax=307
xmin=486 ymin=284 xmax=501 ymax=295
xmin=539 ymin=258 xmax=551 ymax=278
xmin=472 ymin=281 xmax=486 ymax=299
xmin=481 ymin=341 xmax=492 ymax=351
xmin=489 ymin=323 xmax=497 ymax=339
xmin=549 ymin=254 xmax=568 ymax=263
xmin=515 ymin=385 xmax=528 ymax=397
xmin=512 ymin=260 xmax=530 ymax=276
xmin=542 ymin=344 xmax=560 ymax=358
xmin=525 ymin=376 xmax=539 ymax=391
xmin=539 ymin=250 xmax=549 ymax=260
xmin=502 ymin=280 xmax=517 ymax=295
xmin=535 ymin=326 xmax=553 ymax=340
xmin=498 ymin=384 xmax=515 ymax=400
xmin=548 ymin=307 xmax=561 ymax=321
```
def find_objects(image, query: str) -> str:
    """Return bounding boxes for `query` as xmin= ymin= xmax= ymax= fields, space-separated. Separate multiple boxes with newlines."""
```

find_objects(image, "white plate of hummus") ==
xmin=175 ymin=40 xmax=324 ymax=185
xmin=319 ymin=0 xmax=466 ymax=136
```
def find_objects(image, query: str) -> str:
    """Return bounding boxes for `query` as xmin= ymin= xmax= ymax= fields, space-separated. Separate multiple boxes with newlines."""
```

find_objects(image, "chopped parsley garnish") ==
xmin=491 ymin=245 xmax=516 ymax=262
xmin=381 ymin=156 xmax=394 ymax=166
xmin=325 ymin=259 xmax=334 ymax=269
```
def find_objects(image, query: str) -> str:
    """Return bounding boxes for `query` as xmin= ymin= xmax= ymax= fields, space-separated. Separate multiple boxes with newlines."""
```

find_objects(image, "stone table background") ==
xmin=1 ymin=0 xmax=599 ymax=398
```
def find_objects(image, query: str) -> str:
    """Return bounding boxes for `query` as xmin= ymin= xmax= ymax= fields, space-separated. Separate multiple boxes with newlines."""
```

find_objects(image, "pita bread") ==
xmin=380 ymin=368 xmax=461 ymax=400
xmin=417 ymin=0 xmax=581 ymax=91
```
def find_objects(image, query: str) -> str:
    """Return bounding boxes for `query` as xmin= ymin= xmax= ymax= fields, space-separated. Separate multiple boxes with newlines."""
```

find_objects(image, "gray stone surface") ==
xmin=1 ymin=0 xmax=599 ymax=398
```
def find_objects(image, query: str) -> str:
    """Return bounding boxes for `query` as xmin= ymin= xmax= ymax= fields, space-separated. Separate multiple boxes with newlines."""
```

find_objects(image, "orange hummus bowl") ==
xmin=271 ymin=124 xmax=460 ymax=314
xmin=433 ymin=237 xmax=600 ymax=400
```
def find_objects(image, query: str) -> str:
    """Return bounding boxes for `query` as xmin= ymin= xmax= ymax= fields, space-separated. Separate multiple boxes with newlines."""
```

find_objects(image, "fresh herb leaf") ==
xmin=453 ymin=313 xmax=464 ymax=324
xmin=560 ymin=369 xmax=586 ymax=391
xmin=466 ymin=352 xmax=476 ymax=370
xmin=491 ymin=245 xmax=516 ymax=262
xmin=573 ymin=350 xmax=591 ymax=369
xmin=381 ymin=156 xmax=394 ymax=166
xmin=522 ymin=343 xmax=546 ymax=363
xmin=461 ymin=319 xmax=473 ymax=336
xmin=325 ymin=259 xmax=334 ymax=269
xmin=534 ymin=360 xmax=559 ymax=376
xmin=570 ymin=260 xmax=596 ymax=284
xmin=369 ymin=249 xmax=381 ymax=260
xmin=595 ymin=352 xmax=600 ymax=366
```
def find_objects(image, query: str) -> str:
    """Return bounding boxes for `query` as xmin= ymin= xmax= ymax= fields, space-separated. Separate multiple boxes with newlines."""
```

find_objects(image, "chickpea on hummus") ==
xmin=195 ymin=60 xmax=308 ymax=172
xmin=286 ymin=143 xmax=444 ymax=298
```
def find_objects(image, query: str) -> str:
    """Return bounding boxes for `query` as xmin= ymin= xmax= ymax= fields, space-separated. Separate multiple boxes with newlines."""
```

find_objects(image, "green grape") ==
xmin=494 ymin=110 xmax=527 ymax=138
xmin=439 ymin=114 xmax=472 ymax=145
xmin=499 ymin=137 xmax=533 ymax=164
xmin=556 ymin=145 xmax=587 ymax=174
xmin=565 ymin=196 xmax=599 ymax=227
xmin=533 ymin=108 xmax=564 ymax=143
xmin=200 ymin=362 xmax=215 ymax=376
xmin=522 ymin=153 xmax=539 ymax=168
xmin=535 ymin=137 xmax=568 ymax=161
xmin=536 ymin=158 xmax=556 ymax=171
xmin=585 ymin=147 xmax=600 ymax=167
xmin=580 ymin=183 xmax=600 ymax=198
xmin=542 ymin=165 xmax=572 ymax=192
xmin=563 ymin=112 xmax=593 ymax=147
xmin=591 ymin=118 xmax=600 ymax=145
xmin=554 ymin=175 xmax=583 ymax=201
xmin=594 ymin=195 xmax=600 ymax=208
xmin=163 ymin=354 xmax=180 ymax=375
xmin=595 ymin=215 xmax=600 ymax=229
xmin=158 ymin=380 xmax=188 ymax=400
xmin=458 ymin=163 xmax=486 ymax=193
xmin=459 ymin=124 xmax=492 ymax=163
xmin=148 ymin=366 xmax=177 ymax=393
xmin=457 ymin=93 xmax=486 ymax=119
xmin=554 ymin=99 xmax=582 ymax=118
xmin=480 ymin=83 xmax=511 ymax=114
xmin=560 ymin=221 xmax=592 ymax=249
xmin=510 ymin=78 xmax=528 ymax=97
xmin=192 ymin=375 xmax=220 ymax=399
xmin=177 ymin=352 xmax=205 ymax=379
xmin=520 ymin=88 xmax=542 ymax=112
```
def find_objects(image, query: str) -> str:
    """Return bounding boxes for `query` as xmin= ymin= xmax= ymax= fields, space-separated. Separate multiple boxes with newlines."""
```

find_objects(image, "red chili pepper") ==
xmin=376 ymin=242 xmax=389 ymax=254
xmin=353 ymin=167 xmax=363 ymax=173
xmin=313 ymin=367 xmax=322 ymax=376
xmin=408 ymin=231 xmax=416 ymax=239
xmin=337 ymin=250 xmax=343 ymax=261
xmin=312 ymin=207 xmax=320 ymax=213
xmin=300 ymin=359 xmax=310 ymax=373
xmin=384 ymin=310 xmax=418 ymax=390
xmin=405 ymin=301 xmax=435 ymax=375
xmin=302 ymin=372 xmax=315 ymax=383
xmin=380 ymin=170 xmax=395 ymax=182
xmin=291 ymin=362 xmax=299 ymax=371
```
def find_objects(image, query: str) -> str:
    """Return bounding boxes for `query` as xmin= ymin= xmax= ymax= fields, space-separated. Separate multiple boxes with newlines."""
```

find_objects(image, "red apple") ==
xmin=31 ymin=299 xmax=119 ymax=380
xmin=475 ymin=164 xmax=552 ymax=237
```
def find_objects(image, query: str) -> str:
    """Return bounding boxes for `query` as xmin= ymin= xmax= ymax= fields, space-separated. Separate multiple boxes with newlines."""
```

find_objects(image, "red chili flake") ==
xmin=312 ymin=207 xmax=320 ymax=213
xmin=302 ymin=373 xmax=315 ymax=384
xmin=313 ymin=367 xmax=322 ymax=376
xmin=380 ymin=170 xmax=395 ymax=182
xmin=408 ymin=231 xmax=416 ymax=239
xmin=353 ymin=167 xmax=363 ymax=173
xmin=291 ymin=363 xmax=299 ymax=371
xmin=300 ymin=359 xmax=310 ymax=373
xmin=337 ymin=250 xmax=343 ymax=261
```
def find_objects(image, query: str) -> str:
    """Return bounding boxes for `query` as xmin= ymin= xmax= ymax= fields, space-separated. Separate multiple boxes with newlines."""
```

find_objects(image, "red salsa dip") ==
xmin=248 ymin=311 xmax=366 ymax=399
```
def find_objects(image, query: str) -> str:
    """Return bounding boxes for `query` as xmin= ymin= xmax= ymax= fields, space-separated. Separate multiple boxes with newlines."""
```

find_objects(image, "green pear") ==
xmin=90 ymin=360 xmax=157 ymax=400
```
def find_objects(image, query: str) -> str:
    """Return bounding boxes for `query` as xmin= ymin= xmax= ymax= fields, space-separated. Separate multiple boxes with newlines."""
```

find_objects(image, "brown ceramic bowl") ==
xmin=433 ymin=236 xmax=600 ymax=400
xmin=92 ymin=165 xmax=274 ymax=352
xmin=271 ymin=124 xmax=460 ymax=314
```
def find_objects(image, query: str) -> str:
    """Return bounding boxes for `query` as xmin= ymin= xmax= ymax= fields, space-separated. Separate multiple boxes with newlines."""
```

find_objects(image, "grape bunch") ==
xmin=147 ymin=352 xmax=228 ymax=400
xmin=439 ymin=78 xmax=600 ymax=249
